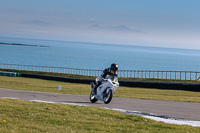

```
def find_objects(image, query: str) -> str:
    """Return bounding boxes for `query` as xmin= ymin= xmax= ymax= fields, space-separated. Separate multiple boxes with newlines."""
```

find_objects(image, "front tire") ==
xmin=104 ymin=89 xmax=113 ymax=104
xmin=90 ymin=92 xmax=98 ymax=103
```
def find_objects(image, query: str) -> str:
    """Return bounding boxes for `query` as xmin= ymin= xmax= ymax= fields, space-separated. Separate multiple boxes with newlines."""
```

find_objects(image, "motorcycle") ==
xmin=90 ymin=76 xmax=119 ymax=104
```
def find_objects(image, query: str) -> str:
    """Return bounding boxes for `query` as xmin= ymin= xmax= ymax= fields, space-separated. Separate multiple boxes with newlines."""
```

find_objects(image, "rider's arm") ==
xmin=102 ymin=68 xmax=109 ymax=78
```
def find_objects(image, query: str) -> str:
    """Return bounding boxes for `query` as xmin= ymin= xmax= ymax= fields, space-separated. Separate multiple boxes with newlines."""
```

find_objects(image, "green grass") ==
xmin=1 ymin=76 xmax=200 ymax=103
xmin=0 ymin=98 xmax=199 ymax=132
xmin=0 ymin=76 xmax=91 ymax=95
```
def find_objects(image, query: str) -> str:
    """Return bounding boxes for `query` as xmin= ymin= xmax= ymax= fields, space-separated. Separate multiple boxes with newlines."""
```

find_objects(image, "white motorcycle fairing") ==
xmin=90 ymin=76 xmax=119 ymax=104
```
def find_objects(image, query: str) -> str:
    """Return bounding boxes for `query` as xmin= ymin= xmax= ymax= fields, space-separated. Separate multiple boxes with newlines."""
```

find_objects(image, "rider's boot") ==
xmin=91 ymin=81 xmax=101 ymax=95
xmin=94 ymin=82 xmax=102 ymax=95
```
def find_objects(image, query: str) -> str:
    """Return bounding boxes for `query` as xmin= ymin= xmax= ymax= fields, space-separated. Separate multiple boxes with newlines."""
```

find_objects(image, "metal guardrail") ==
xmin=0 ymin=63 xmax=102 ymax=77
xmin=1 ymin=63 xmax=200 ymax=80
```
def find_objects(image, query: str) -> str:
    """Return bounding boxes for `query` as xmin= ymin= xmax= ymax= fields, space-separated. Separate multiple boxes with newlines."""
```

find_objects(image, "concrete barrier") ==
xmin=119 ymin=80 xmax=200 ymax=92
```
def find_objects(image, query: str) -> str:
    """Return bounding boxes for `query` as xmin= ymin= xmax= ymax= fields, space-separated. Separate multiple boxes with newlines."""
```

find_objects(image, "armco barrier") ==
xmin=21 ymin=73 xmax=200 ymax=92
xmin=1 ymin=63 xmax=200 ymax=80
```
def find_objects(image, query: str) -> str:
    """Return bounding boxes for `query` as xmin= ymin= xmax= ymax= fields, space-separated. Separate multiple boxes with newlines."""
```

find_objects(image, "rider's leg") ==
xmin=93 ymin=81 xmax=101 ymax=94
xmin=91 ymin=82 xmax=95 ymax=92
xmin=91 ymin=80 xmax=98 ymax=94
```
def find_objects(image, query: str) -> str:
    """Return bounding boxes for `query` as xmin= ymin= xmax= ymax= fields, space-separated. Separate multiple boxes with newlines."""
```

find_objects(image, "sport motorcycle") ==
xmin=90 ymin=76 xmax=119 ymax=104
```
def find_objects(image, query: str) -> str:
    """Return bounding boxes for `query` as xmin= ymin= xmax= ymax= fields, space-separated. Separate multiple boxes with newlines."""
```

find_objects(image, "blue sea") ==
xmin=0 ymin=36 xmax=200 ymax=71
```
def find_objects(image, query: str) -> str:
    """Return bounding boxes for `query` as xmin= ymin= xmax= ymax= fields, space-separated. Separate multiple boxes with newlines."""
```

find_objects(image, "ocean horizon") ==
xmin=0 ymin=36 xmax=200 ymax=71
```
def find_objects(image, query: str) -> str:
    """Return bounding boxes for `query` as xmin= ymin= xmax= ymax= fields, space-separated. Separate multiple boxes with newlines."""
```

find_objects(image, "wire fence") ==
xmin=1 ymin=63 xmax=200 ymax=80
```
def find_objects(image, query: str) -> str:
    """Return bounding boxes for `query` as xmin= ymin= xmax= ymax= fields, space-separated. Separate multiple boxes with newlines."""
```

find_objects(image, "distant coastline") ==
xmin=0 ymin=42 xmax=49 ymax=47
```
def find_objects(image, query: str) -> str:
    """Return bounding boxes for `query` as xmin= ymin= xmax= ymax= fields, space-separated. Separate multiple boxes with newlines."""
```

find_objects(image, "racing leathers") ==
xmin=93 ymin=67 xmax=118 ymax=94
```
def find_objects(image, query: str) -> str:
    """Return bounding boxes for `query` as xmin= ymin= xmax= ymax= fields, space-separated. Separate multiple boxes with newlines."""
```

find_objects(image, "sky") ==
xmin=0 ymin=0 xmax=200 ymax=49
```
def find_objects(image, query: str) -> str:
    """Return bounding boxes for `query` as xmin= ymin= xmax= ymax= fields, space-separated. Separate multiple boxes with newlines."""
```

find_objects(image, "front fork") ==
xmin=103 ymin=88 xmax=111 ymax=97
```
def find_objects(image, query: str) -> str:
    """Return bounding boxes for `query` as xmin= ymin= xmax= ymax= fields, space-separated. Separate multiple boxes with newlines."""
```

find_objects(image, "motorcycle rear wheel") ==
xmin=104 ymin=89 xmax=113 ymax=104
xmin=90 ymin=92 xmax=98 ymax=103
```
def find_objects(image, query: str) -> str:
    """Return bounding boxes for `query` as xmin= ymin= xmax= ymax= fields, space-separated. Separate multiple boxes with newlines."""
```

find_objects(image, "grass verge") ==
xmin=1 ymin=76 xmax=200 ymax=103
xmin=0 ymin=98 xmax=200 ymax=133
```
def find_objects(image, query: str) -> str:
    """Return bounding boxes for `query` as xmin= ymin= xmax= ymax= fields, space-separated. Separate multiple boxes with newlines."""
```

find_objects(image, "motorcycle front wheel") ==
xmin=90 ymin=92 xmax=98 ymax=103
xmin=103 ymin=89 xmax=113 ymax=104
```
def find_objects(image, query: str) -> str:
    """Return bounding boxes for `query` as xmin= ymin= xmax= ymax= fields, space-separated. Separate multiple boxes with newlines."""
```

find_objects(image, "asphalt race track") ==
xmin=0 ymin=88 xmax=200 ymax=126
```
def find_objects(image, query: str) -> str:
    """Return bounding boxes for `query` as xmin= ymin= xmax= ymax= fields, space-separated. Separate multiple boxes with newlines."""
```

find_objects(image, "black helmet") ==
xmin=110 ymin=63 xmax=118 ymax=72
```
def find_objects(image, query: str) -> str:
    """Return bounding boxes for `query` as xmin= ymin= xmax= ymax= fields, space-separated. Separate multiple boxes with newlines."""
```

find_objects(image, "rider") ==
xmin=92 ymin=63 xmax=118 ymax=94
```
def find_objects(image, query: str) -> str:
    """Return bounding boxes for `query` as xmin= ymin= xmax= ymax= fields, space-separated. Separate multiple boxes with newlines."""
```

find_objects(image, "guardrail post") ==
xmin=152 ymin=71 xmax=154 ymax=79
xmin=145 ymin=71 xmax=147 ymax=78
xmin=149 ymin=71 xmax=151 ymax=78
xmin=196 ymin=72 xmax=198 ymax=80
xmin=180 ymin=71 xmax=182 ymax=80
xmin=130 ymin=70 xmax=132 ymax=78
xmin=185 ymin=71 xmax=187 ymax=80
xmin=134 ymin=71 xmax=135 ymax=78
xmin=175 ymin=71 xmax=177 ymax=79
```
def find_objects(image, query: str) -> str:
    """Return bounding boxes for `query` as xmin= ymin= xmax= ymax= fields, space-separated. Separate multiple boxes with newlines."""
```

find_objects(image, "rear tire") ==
xmin=104 ymin=89 xmax=113 ymax=104
xmin=90 ymin=92 xmax=98 ymax=103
